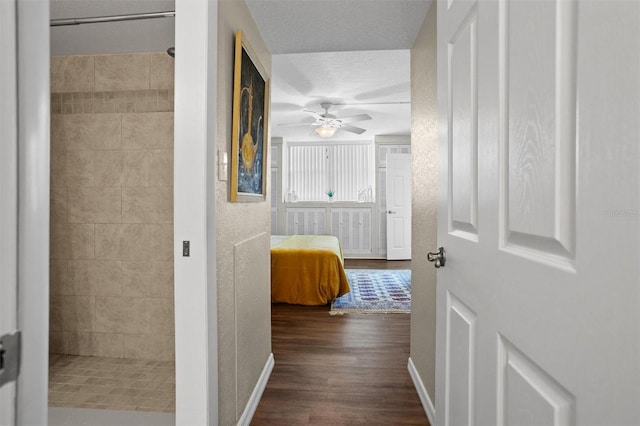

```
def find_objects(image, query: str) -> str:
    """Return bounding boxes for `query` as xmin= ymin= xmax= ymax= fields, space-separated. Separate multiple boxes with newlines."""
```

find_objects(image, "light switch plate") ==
xmin=218 ymin=150 xmax=228 ymax=181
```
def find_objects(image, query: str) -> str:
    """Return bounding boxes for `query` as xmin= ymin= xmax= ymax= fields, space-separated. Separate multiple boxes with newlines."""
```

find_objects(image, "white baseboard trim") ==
xmin=237 ymin=353 xmax=275 ymax=426
xmin=408 ymin=357 xmax=436 ymax=425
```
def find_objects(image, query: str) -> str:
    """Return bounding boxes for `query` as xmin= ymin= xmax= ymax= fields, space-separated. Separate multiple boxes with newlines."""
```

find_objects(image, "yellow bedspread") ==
xmin=271 ymin=235 xmax=350 ymax=305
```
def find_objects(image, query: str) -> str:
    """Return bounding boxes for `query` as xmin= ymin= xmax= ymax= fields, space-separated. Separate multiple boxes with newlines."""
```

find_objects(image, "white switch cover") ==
xmin=218 ymin=150 xmax=228 ymax=181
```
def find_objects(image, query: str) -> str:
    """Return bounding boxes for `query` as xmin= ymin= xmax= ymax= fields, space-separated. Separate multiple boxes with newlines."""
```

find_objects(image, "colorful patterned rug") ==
xmin=330 ymin=269 xmax=411 ymax=315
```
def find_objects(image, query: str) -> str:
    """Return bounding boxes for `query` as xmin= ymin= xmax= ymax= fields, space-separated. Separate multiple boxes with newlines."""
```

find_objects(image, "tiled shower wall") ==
xmin=49 ymin=53 xmax=175 ymax=361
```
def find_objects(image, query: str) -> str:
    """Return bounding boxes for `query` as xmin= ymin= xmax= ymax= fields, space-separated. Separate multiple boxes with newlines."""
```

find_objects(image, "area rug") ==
xmin=330 ymin=269 xmax=411 ymax=315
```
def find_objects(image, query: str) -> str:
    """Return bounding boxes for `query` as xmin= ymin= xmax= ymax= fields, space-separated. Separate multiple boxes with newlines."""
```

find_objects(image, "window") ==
xmin=284 ymin=142 xmax=374 ymax=202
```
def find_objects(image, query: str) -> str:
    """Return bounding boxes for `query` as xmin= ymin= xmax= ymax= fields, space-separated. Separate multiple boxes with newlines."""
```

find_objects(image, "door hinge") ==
xmin=0 ymin=331 xmax=21 ymax=387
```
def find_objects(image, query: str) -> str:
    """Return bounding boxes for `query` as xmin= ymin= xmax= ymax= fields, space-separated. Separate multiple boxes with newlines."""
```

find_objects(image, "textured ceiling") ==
xmin=247 ymin=0 xmax=431 ymax=142
xmin=245 ymin=0 xmax=431 ymax=54
xmin=271 ymin=50 xmax=411 ymax=142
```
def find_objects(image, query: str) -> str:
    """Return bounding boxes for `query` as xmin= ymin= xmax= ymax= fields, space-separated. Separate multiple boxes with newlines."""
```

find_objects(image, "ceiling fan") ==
xmin=279 ymin=102 xmax=372 ymax=138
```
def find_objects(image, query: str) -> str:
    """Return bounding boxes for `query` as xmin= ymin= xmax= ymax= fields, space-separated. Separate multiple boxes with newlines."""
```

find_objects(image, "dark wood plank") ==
xmin=344 ymin=258 xmax=412 ymax=270
xmin=253 ymin=260 xmax=429 ymax=425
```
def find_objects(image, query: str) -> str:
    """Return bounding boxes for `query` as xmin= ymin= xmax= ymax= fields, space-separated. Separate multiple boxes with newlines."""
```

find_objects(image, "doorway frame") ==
xmin=14 ymin=1 xmax=50 ymax=425
xmin=0 ymin=0 xmax=19 ymax=423
xmin=174 ymin=0 xmax=219 ymax=423
xmin=13 ymin=0 xmax=220 ymax=423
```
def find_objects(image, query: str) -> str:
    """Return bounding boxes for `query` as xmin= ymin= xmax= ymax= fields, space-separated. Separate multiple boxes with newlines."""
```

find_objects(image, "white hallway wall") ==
xmin=215 ymin=0 xmax=273 ymax=424
xmin=408 ymin=0 xmax=438 ymax=421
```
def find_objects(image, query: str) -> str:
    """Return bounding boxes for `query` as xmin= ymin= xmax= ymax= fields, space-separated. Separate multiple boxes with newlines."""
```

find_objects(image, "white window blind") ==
xmin=285 ymin=142 xmax=374 ymax=202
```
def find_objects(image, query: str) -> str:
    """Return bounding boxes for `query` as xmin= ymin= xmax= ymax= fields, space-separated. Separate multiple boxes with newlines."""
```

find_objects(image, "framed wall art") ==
xmin=230 ymin=30 xmax=269 ymax=202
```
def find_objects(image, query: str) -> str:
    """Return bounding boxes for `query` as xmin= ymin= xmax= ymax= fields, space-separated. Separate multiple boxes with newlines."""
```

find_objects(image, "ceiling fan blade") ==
xmin=278 ymin=122 xmax=316 ymax=127
xmin=338 ymin=113 xmax=372 ymax=124
xmin=278 ymin=118 xmax=316 ymax=127
xmin=341 ymin=125 xmax=367 ymax=135
xmin=302 ymin=109 xmax=324 ymax=120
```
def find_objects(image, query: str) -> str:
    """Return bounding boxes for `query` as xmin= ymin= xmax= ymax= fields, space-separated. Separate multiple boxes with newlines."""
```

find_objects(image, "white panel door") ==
xmin=0 ymin=0 xmax=18 ymax=423
xmin=377 ymin=167 xmax=388 ymax=256
xmin=436 ymin=0 xmax=640 ymax=425
xmin=271 ymin=168 xmax=279 ymax=234
xmin=386 ymin=154 xmax=412 ymax=259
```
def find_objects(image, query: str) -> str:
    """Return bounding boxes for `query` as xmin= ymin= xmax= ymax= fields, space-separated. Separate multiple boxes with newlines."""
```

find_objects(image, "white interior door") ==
xmin=0 ymin=0 xmax=18 ymax=423
xmin=436 ymin=0 xmax=639 ymax=425
xmin=386 ymin=153 xmax=412 ymax=260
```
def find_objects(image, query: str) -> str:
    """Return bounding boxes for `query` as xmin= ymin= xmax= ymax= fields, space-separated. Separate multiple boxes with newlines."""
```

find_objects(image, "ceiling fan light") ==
xmin=315 ymin=124 xmax=337 ymax=138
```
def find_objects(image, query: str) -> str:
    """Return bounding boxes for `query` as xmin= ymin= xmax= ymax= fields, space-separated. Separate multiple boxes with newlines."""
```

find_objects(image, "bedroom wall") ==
xmin=410 ymin=0 xmax=438 ymax=406
xmin=217 ymin=0 xmax=272 ymax=424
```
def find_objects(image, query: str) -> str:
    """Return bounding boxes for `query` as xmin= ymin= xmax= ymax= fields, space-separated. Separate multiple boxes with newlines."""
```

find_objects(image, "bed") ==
xmin=270 ymin=235 xmax=350 ymax=305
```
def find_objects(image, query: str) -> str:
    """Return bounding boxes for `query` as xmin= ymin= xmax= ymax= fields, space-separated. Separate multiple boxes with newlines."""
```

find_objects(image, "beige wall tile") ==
xmin=50 ymin=296 xmax=64 ymax=332
xmin=122 ymin=261 xmax=174 ymax=298
xmin=51 ymin=115 xmax=66 ymax=151
xmin=69 ymin=224 xmax=96 ymax=259
xmin=95 ymin=54 xmax=150 ymax=91
xmin=94 ymin=224 xmax=163 ymax=260
xmin=50 ymin=259 xmax=68 ymax=296
xmin=149 ymin=53 xmax=175 ymax=90
xmin=81 ymin=92 xmax=95 ymax=113
xmin=51 ymin=55 xmax=95 ymax=93
xmin=67 ymin=260 xmax=123 ymax=296
xmin=123 ymin=151 xmax=150 ymax=186
xmin=48 ymin=55 xmax=176 ymax=360
xmin=50 ymin=224 xmax=70 ymax=259
xmin=149 ymin=150 xmax=173 ymax=186
xmin=51 ymin=187 xmax=68 ymax=224
xmin=61 ymin=114 xmax=122 ymax=151
xmin=148 ymin=224 xmax=173 ymax=261
xmin=51 ymin=93 xmax=62 ymax=114
xmin=134 ymin=90 xmax=158 ymax=112
xmin=124 ymin=334 xmax=174 ymax=361
xmin=49 ymin=332 xmax=67 ymax=354
xmin=95 ymin=224 xmax=122 ymax=260
xmin=120 ymin=224 xmax=151 ymax=260
xmin=51 ymin=224 xmax=95 ymax=259
xmin=95 ymin=296 xmax=147 ymax=334
xmin=122 ymin=187 xmax=172 ymax=223
xmin=66 ymin=332 xmax=124 ymax=358
xmin=61 ymin=295 xmax=95 ymax=332
xmin=64 ymin=334 xmax=82 ymax=356
xmin=95 ymin=224 xmax=161 ymax=260
xmin=51 ymin=151 xmax=67 ymax=188
xmin=147 ymin=298 xmax=174 ymax=335
xmin=66 ymin=151 xmax=94 ymax=187
xmin=122 ymin=113 xmax=173 ymax=150
xmin=157 ymin=89 xmax=173 ymax=112
xmin=95 ymin=151 xmax=124 ymax=187
xmin=68 ymin=186 xmax=121 ymax=223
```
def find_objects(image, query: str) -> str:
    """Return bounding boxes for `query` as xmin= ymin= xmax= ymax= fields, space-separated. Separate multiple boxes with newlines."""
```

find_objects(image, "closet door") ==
xmin=331 ymin=208 xmax=372 ymax=256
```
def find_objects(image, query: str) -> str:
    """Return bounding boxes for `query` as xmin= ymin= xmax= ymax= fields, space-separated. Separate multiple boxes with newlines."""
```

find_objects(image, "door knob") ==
xmin=427 ymin=247 xmax=446 ymax=268
xmin=387 ymin=210 xmax=397 ymax=214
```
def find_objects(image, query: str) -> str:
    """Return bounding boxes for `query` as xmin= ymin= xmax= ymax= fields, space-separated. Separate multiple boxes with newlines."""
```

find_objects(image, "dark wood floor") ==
xmin=252 ymin=259 xmax=429 ymax=425
xmin=344 ymin=258 xmax=412 ymax=270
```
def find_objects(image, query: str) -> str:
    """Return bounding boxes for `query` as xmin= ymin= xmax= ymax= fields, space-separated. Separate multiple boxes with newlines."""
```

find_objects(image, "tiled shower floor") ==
xmin=48 ymin=354 xmax=175 ymax=413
